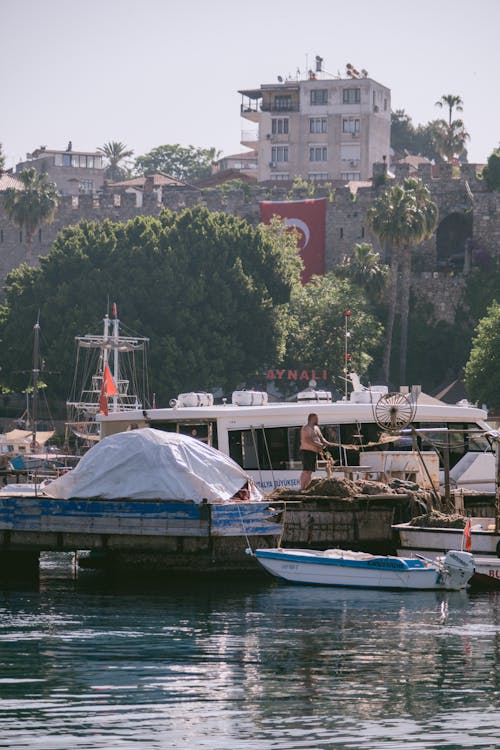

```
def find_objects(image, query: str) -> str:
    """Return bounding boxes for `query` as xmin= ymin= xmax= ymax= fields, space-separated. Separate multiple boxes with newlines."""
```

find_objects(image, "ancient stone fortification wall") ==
xmin=0 ymin=163 xmax=498 ymax=325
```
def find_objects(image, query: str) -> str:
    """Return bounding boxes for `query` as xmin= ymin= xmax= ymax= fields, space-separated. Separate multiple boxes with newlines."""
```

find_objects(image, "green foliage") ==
xmin=2 ymin=169 xmax=59 ymax=243
xmin=432 ymin=119 xmax=469 ymax=163
xmin=335 ymin=243 xmax=388 ymax=307
xmin=282 ymin=274 xmax=383 ymax=390
xmin=0 ymin=143 xmax=5 ymax=172
xmin=286 ymin=176 xmax=316 ymax=199
xmin=482 ymin=147 xmax=500 ymax=191
xmin=405 ymin=297 xmax=471 ymax=391
xmin=97 ymin=141 xmax=134 ymax=182
xmin=435 ymin=94 xmax=463 ymax=126
xmin=367 ymin=178 xmax=438 ymax=385
xmin=134 ymin=144 xmax=220 ymax=182
xmin=465 ymin=301 xmax=500 ymax=409
xmin=391 ymin=110 xmax=442 ymax=162
xmin=0 ymin=208 xmax=301 ymax=402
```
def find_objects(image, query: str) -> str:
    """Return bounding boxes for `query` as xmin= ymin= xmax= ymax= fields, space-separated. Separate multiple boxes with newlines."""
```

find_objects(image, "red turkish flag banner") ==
xmin=259 ymin=198 xmax=327 ymax=284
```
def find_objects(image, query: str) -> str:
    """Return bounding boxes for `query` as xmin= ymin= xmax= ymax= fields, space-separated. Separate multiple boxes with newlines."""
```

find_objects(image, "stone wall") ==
xmin=0 ymin=162 xmax=498 ymax=325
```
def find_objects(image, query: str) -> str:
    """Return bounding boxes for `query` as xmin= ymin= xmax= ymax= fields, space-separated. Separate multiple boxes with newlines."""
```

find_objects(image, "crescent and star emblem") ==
xmin=284 ymin=217 xmax=310 ymax=247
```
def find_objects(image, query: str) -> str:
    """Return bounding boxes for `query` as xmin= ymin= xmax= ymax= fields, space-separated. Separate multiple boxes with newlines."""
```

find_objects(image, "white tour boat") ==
xmin=253 ymin=547 xmax=475 ymax=590
xmin=96 ymin=382 xmax=496 ymax=494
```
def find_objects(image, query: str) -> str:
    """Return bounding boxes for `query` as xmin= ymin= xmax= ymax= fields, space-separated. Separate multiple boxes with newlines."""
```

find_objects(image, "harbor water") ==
xmin=0 ymin=555 xmax=499 ymax=749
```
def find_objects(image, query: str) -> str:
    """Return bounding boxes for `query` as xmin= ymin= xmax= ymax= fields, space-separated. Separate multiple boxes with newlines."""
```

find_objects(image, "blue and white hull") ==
xmin=254 ymin=548 xmax=474 ymax=590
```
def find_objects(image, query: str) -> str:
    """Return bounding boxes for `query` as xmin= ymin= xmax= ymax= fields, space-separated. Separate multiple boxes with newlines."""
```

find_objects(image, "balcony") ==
xmin=260 ymin=102 xmax=299 ymax=113
xmin=241 ymin=130 xmax=259 ymax=147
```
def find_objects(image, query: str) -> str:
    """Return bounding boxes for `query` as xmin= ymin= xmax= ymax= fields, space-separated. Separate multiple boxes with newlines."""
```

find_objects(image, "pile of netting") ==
xmin=409 ymin=510 xmax=467 ymax=529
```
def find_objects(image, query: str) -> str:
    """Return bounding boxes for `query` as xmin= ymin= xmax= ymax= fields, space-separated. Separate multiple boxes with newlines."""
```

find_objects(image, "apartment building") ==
xmin=16 ymin=144 xmax=105 ymax=196
xmin=239 ymin=71 xmax=390 ymax=183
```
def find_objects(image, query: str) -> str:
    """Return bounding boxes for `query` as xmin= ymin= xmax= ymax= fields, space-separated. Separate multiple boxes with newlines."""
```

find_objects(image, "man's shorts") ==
xmin=301 ymin=450 xmax=318 ymax=472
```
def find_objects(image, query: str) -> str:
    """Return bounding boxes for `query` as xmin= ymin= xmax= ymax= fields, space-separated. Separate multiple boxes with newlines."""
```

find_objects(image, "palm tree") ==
xmin=366 ymin=178 xmax=438 ymax=385
xmin=435 ymin=94 xmax=463 ymax=126
xmin=97 ymin=141 xmax=134 ymax=182
xmin=348 ymin=242 xmax=388 ymax=301
xmin=3 ymin=168 xmax=59 ymax=248
xmin=433 ymin=119 xmax=470 ymax=163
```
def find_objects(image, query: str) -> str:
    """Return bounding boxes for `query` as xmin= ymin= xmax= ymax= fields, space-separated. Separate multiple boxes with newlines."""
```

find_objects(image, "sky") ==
xmin=1 ymin=0 xmax=499 ymax=169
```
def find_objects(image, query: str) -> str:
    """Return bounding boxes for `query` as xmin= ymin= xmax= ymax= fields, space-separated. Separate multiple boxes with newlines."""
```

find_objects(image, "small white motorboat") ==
xmin=254 ymin=547 xmax=474 ymax=590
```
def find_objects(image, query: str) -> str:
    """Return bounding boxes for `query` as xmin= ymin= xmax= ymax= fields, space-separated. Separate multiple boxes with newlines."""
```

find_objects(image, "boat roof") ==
xmin=98 ymin=397 xmax=488 ymax=425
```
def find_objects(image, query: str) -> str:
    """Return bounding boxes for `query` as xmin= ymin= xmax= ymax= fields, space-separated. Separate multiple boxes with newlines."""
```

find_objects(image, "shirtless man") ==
xmin=299 ymin=413 xmax=334 ymax=490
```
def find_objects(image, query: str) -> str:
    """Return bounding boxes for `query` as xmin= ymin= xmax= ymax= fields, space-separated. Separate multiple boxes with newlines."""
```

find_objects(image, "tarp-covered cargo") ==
xmin=44 ymin=428 xmax=262 ymax=503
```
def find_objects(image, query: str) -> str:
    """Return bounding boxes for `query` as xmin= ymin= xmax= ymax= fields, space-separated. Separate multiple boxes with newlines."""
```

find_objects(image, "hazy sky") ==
xmin=1 ymin=0 xmax=499 ymax=169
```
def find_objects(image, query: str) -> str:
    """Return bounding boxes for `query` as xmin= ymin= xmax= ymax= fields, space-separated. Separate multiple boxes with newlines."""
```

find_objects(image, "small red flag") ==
xmin=463 ymin=519 xmax=472 ymax=552
xmin=99 ymin=363 xmax=118 ymax=415
xmin=112 ymin=303 xmax=118 ymax=318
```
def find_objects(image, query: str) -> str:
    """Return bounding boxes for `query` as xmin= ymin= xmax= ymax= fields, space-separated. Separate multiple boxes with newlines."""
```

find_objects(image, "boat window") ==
xmin=229 ymin=427 xmax=289 ymax=470
xmin=466 ymin=423 xmax=491 ymax=452
xmin=147 ymin=420 xmax=218 ymax=448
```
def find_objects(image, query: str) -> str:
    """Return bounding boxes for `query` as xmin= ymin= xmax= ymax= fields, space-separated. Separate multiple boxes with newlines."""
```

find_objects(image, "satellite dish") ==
xmin=277 ymin=75 xmax=283 ymax=83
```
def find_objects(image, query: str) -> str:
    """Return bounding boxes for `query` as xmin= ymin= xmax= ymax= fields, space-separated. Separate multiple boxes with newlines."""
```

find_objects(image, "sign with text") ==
xmin=266 ymin=369 xmax=328 ymax=382
xmin=259 ymin=198 xmax=327 ymax=284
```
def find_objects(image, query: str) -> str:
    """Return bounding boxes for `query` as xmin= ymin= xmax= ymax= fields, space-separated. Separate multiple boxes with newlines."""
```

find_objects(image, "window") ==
xmin=310 ymin=89 xmax=328 ymax=105
xmin=343 ymin=88 xmax=361 ymax=104
xmin=272 ymin=118 xmax=289 ymax=135
xmin=113 ymin=194 xmax=121 ymax=207
xmin=62 ymin=153 xmax=71 ymax=167
xmin=308 ymin=173 xmax=328 ymax=181
xmin=310 ymin=118 xmax=327 ymax=134
xmin=54 ymin=153 xmax=63 ymax=167
xmin=341 ymin=171 xmax=361 ymax=181
xmin=0 ymin=230 xmax=3 ymax=243
xmin=270 ymin=173 xmax=290 ymax=181
xmin=384 ymin=98 xmax=388 ymax=111
xmin=342 ymin=118 xmax=360 ymax=134
xmin=274 ymin=95 xmax=292 ymax=111
xmin=79 ymin=179 xmax=94 ymax=194
xmin=271 ymin=146 xmax=288 ymax=163
xmin=87 ymin=155 xmax=94 ymax=168
xmin=340 ymin=228 xmax=343 ymax=239
xmin=309 ymin=146 xmax=327 ymax=162
xmin=38 ymin=228 xmax=42 ymax=243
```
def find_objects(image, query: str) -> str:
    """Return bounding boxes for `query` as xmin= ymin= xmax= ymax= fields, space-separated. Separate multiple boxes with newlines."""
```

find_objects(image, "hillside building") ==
xmin=16 ymin=143 xmax=105 ymax=196
xmin=239 ymin=67 xmax=390 ymax=183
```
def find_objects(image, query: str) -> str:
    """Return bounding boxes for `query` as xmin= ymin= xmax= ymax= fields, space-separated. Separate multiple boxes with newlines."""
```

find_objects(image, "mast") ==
xmin=112 ymin=303 xmax=119 ymax=412
xmin=31 ymin=316 xmax=40 ymax=451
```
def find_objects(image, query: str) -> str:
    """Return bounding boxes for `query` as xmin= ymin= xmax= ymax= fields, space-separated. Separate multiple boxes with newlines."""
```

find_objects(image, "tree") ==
xmin=134 ymin=144 xmax=221 ymax=182
xmin=366 ymin=178 xmax=438 ymax=386
xmin=433 ymin=119 xmax=470 ymax=163
xmin=0 ymin=208 xmax=301 ymax=402
xmin=465 ymin=301 xmax=500 ymax=409
xmin=97 ymin=141 xmax=134 ymax=182
xmin=0 ymin=143 xmax=5 ymax=172
xmin=435 ymin=94 xmax=464 ymax=126
xmin=482 ymin=146 xmax=500 ymax=191
xmin=2 ymin=168 xmax=59 ymax=246
xmin=339 ymin=242 xmax=388 ymax=303
xmin=282 ymin=274 xmax=383 ymax=391
xmin=391 ymin=110 xmax=442 ymax=162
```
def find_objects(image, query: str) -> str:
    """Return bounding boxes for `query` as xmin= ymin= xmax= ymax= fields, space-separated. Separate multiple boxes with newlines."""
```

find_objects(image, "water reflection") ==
xmin=0 ymin=556 xmax=498 ymax=748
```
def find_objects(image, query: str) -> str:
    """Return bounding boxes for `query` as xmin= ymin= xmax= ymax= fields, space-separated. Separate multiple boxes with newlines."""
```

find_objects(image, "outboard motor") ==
xmin=442 ymin=550 xmax=475 ymax=590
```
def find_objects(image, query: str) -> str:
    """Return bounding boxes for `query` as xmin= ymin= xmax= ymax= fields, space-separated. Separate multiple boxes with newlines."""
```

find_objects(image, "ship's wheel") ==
xmin=373 ymin=392 xmax=416 ymax=434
